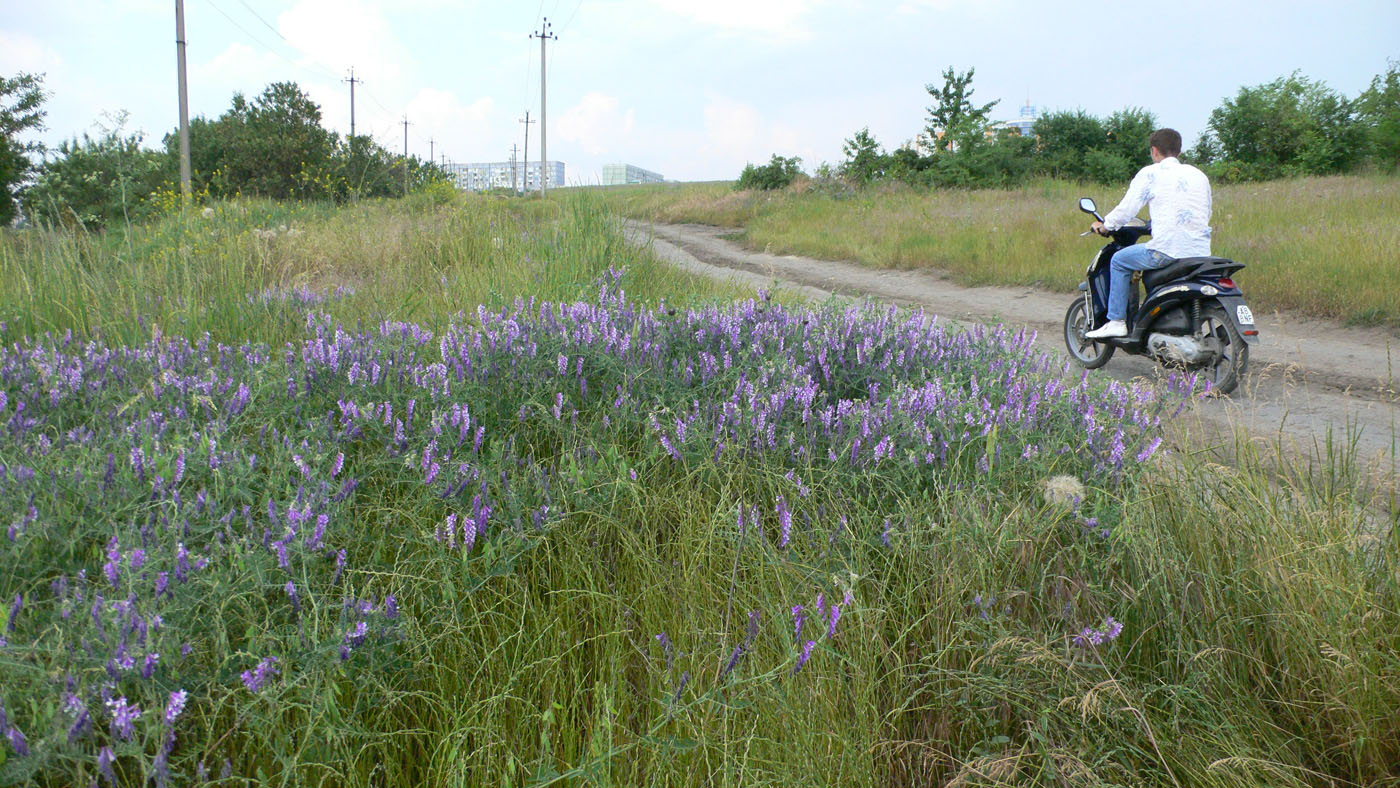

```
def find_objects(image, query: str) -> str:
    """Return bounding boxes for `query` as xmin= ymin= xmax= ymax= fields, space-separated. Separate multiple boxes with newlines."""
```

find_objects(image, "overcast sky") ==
xmin=3 ymin=0 xmax=1397 ymax=184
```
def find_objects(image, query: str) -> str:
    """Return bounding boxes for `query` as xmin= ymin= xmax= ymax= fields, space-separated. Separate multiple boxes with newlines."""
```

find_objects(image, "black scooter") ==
xmin=1063 ymin=197 xmax=1259 ymax=395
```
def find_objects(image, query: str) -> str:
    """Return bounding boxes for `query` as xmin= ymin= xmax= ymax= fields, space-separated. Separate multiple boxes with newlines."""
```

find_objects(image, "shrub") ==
xmin=737 ymin=154 xmax=803 ymax=191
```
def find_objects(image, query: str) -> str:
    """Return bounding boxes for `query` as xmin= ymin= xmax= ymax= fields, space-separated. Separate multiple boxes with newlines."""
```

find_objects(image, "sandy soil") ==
xmin=628 ymin=220 xmax=1399 ymax=475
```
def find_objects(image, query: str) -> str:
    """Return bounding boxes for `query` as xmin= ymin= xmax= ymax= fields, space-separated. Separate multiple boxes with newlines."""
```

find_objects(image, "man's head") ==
xmin=1149 ymin=128 xmax=1183 ymax=162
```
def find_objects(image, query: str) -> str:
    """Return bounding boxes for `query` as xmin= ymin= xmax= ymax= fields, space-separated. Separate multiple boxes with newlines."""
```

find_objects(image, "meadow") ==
xmin=0 ymin=191 xmax=1396 ymax=787
xmin=597 ymin=175 xmax=1400 ymax=328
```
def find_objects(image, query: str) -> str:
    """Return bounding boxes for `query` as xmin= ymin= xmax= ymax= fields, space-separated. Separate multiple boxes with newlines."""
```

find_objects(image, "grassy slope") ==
xmin=597 ymin=176 xmax=1400 ymax=328
xmin=0 ymin=193 xmax=1396 ymax=788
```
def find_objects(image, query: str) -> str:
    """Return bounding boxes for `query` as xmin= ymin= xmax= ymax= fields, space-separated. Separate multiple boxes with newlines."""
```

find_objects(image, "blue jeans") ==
xmin=1108 ymin=245 xmax=1173 ymax=322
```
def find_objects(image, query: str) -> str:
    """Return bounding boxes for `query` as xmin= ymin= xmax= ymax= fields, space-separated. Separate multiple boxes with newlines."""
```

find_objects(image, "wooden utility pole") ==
xmin=529 ymin=19 xmax=557 ymax=194
xmin=175 ymin=0 xmax=192 ymax=201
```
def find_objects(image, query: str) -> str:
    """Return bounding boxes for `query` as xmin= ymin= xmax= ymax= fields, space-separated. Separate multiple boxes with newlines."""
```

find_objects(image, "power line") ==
xmin=200 ymin=0 xmax=343 ymax=84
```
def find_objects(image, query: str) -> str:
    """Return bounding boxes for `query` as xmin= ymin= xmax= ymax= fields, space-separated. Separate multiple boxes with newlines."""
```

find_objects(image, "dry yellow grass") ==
xmin=597 ymin=175 xmax=1400 ymax=327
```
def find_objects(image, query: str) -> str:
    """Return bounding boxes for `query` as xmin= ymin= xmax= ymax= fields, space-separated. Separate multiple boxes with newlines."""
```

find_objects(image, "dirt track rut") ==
xmin=628 ymin=221 xmax=1399 ymax=472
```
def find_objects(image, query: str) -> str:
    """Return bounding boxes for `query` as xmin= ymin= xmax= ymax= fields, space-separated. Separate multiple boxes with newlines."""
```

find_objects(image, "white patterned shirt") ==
xmin=1102 ymin=156 xmax=1212 ymax=258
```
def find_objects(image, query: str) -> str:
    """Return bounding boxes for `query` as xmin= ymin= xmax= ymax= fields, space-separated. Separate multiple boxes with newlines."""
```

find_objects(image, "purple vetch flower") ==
xmin=655 ymin=632 xmax=675 ymax=671
xmin=881 ymin=518 xmax=892 ymax=548
xmin=107 ymin=696 xmax=142 ymax=740
xmin=286 ymin=581 xmax=301 ymax=613
xmin=331 ymin=452 xmax=345 ymax=478
xmin=1136 ymin=436 xmax=1163 ymax=463
xmin=384 ymin=595 xmax=399 ymax=619
xmin=241 ymin=656 xmax=280 ymax=692
xmin=104 ymin=536 xmax=122 ymax=586
xmin=7 ymin=722 xmax=29 ymax=756
xmin=1073 ymin=617 xmax=1125 ymax=648
xmin=792 ymin=640 xmax=817 ymax=675
xmin=143 ymin=652 xmax=160 ymax=679
xmin=165 ymin=689 xmax=188 ymax=724
xmin=827 ymin=605 xmax=842 ymax=638
xmin=155 ymin=571 xmax=170 ymax=598
xmin=332 ymin=549 xmax=346 ymax=584
xmin=776 ymin=496 xmax=792 ymax=549
xmin=671 ymin=671 xmax=690 ymax=704
xmin=6 ymin=593 xmax=19 ymax=632
xmin=99 ymin=745 xmax=118 ymax=786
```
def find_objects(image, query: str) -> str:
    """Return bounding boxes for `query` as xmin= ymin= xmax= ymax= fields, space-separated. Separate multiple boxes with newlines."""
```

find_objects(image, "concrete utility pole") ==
xmin=400 ymin=116 xmax=410 ymax=195
xmin=344 ymin=68 xmax=361 ymax=138
xmin=519 ymin=112 xmax=535 ymax=195
xmin=510 ymin=144 xmax=519 ymax=196
xmin=529 ymin=19 xmax=557 ymax=194
xmin=429 ymin=137 xmax=435 ymax=165
xmin=175 ymin=0 xmax=192 ymax=201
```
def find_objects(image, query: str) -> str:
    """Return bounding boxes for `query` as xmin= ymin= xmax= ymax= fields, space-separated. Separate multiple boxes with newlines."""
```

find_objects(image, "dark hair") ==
xmin=1149 ymin=128 xmax=1182 ymax=157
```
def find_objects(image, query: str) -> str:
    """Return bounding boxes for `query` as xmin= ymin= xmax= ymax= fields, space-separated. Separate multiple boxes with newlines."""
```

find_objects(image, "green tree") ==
xmin=1358 ymin=60 xmax=1400 ymax=170
xmin=25 ymin=116 xmax=173 ymax=228
xmin=923 ymin=66 xmax=999 ymax=152
xmin=840 ymin=128 xmax=887 ymax=183
xmin=737 ymin=154 xmax=803 ymax=190
xmin=1032 ymin=110 xmax=1107 ymax=179
xmin=1196 ymin=72 xmax=1363 ymax=178
xmin=170 ymin=81 xmax=337 ymax=200
xmin=1 ymin=72 xmax=47 ymax=225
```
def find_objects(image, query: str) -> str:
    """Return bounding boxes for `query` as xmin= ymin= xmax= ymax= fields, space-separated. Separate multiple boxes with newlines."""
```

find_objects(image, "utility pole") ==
xmin=175 ymin=0 xmax=192 ymax=202
xmin=519 ymin=112 xmax=535 ymax=195
xmin=344 ymin=68 xmax=361 ymax=139
xmin=510 ymin=144 xmax=519 ymax=196
xmin=400 ymin=116 xmax=410 ymax=195
xmin=429 ymin=137 xmax=435 ymax=165
xmin=529 ymin=19 xmax=557 ymax=195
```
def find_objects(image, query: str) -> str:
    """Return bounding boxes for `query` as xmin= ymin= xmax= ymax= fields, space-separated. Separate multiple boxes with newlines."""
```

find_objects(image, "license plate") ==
xmin=1236 ymin=304 xmax=1255 ymax=325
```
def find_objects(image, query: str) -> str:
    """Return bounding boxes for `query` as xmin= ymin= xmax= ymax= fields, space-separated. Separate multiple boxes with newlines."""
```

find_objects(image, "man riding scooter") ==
xmin=1085 ymin=128 xmax=1212 ymax=339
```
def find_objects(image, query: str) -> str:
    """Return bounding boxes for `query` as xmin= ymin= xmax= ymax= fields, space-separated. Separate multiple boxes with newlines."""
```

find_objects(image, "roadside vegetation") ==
xmin=596 ymin=174 xmax=1400 ymax=328
xmin=0 ymin=190 xmax=1396 ymax=787
xmin=1 ymin=61 xmax=1397 ymax=788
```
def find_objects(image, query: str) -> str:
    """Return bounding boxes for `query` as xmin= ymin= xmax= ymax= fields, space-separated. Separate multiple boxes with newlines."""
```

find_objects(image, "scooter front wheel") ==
xmin=1064 ymin=298 xmax=1115 ymax=369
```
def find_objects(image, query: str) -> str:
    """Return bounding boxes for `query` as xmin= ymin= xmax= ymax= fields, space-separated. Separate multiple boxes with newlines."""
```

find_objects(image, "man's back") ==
xmin=1103 ymin=157 xmax=1212 ymax=259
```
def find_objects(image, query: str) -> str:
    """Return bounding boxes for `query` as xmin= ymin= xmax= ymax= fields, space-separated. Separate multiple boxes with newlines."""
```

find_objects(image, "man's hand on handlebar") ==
xmin=1090 ymin=221 xmax=1110 ymax=236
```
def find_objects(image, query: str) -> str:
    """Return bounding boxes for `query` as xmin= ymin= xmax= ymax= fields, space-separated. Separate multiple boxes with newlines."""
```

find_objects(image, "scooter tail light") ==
xmin=1218 ymin=278 xmax=1236 ymax=289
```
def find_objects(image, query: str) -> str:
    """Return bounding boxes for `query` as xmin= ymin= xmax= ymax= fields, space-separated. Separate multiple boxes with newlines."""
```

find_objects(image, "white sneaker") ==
xmin=1085 ymin=320 xmax=1127 ymax=339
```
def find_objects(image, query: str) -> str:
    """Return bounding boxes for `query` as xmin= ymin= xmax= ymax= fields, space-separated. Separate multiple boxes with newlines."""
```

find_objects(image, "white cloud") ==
xmin=277 ymin=0 xmax=406 ymax=87
xmin=557 ymin=93 xmax=636 ymax=156
xmin=405 ymin=88 xmax=496 ymax=161
xmin=643 ymin=0 xmax=839 ymax=37
xmin=0 ymin=30 xmax=64 ymax=75
xmin=191 ymin=42 xmax=286 ymax=102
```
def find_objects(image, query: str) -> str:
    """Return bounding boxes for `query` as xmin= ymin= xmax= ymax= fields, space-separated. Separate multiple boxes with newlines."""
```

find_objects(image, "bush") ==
xmin=737 ymin=154 xmax=803 ymax=190
xmin=1194 ymin=72 xmax=1364 ymax=178
xmin=24 ymin=119 xmax=174 ymax=228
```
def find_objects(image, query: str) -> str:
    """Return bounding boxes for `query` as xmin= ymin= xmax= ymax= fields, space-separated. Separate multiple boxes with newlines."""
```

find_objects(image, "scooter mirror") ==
xmin=1078 ymin=197 xmax=1098 ymax=214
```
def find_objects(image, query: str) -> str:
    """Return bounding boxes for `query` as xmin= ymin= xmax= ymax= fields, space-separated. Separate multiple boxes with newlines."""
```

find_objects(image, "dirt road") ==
xmin=628 ymin=221 xmax=1399 ymax=472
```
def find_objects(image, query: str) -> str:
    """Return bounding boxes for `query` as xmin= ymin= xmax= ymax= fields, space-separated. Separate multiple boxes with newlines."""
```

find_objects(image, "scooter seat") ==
xmin=1142 ymin=256 xmax=1236 ymax=291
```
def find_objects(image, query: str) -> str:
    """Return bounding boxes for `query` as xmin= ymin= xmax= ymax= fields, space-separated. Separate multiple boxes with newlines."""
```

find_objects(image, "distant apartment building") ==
xmin=601 ymin=163 xmax=664 ymax=186
xmin=446 ymin=160 xmax=566 ymax=192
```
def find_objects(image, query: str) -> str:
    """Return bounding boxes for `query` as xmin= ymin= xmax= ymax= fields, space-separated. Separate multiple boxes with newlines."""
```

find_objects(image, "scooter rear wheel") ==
xmin=1198 ymin=303 xmax=1248 ymax=396
xmin=1063 ymin=298 xmax=1115 ymax=369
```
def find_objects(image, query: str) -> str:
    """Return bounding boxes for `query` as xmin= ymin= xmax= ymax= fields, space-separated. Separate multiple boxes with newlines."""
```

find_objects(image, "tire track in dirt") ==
xmin=628 ymin=220 xmax=1399 ymax=474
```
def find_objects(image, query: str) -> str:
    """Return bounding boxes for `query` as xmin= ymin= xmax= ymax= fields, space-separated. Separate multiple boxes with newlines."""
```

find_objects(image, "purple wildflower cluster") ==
xmin=0 ymin=266 xmax=1186 ymax=779
xmin=1073 ymin=617 xmax=1125 ymax=648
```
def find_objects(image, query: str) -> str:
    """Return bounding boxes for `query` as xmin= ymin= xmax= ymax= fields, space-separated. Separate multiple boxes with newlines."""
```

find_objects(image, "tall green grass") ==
xmin=598 ymin=175 xmax=1400 ymax=327
xmin=0 ymin=190 xmax=739 ymax=346
xmin=0 ymin=192 xmax=1396 ymax=787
